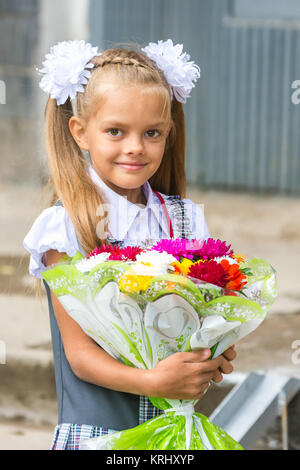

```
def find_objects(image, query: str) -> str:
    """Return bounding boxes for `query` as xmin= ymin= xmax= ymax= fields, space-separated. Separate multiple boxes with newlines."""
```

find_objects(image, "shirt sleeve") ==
xmin=181 ymin=198 xmax=210 ymax=240
xmin=23 ymin=205 xmax=84 ymax=279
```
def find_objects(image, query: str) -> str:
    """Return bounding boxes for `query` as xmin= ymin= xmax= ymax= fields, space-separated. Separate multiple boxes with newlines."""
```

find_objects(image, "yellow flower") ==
xmin=119 ymin=264 xmax=153 ymax=293
xmin=172 ymin=258 xmax=194 ymax=275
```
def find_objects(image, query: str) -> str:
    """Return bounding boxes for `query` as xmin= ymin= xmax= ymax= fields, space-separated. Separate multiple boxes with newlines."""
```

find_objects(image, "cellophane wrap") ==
xmin=42 ymin=252 xmax=277 ymax=450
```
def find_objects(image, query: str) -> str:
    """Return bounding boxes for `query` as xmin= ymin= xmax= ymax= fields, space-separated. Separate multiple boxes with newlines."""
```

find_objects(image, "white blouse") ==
xmin=23 ymin=165 xmax=210 ymax=278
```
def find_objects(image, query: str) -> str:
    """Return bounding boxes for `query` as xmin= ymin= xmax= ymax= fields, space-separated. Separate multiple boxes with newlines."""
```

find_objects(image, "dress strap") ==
xmin=152 ymin=190 xmax=174 ymax=238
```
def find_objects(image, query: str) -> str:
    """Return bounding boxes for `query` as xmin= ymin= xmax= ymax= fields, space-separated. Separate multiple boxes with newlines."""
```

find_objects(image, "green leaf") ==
xmin=240 ymin=267 xmax=253 ymax=276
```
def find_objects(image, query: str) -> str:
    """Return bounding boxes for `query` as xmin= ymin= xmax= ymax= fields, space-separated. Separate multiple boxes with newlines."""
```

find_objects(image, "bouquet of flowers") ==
xmin=42 ymin=238 xmax=277 ymax=450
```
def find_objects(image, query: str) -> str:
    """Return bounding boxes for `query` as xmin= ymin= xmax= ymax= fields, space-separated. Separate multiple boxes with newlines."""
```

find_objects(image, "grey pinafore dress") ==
xmin=45 ymin=192 xmax=192 ymax=450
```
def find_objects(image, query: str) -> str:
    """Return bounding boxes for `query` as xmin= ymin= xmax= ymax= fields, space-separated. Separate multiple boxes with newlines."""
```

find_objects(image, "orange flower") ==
xmin=220 ymin=259 xmax=247 ymax=291
xmin=232 ymin=253 xmax=247 ymax=264
xmin=171 ymin=263 xmax=183 ymax=275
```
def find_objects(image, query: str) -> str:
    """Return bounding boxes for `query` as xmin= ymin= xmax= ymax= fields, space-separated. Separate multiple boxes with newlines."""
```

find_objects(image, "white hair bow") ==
xmin=37 ymin=39 xmax=200 ymax=106
xmin=37 ymin=40 xmax=101 ymax=105
xmin=142 ymin=39 xmax=200 ymax=103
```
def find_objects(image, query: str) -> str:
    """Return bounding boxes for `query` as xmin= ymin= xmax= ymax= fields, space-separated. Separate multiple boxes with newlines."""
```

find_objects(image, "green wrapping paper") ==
xmin=82 ymin=404 xmax=242 ymax=450
xmin=42 ymin=252 xmax=277 ymax=450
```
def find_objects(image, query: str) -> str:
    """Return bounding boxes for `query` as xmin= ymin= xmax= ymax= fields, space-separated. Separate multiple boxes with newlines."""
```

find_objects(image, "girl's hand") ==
xmin=147 ymin=349 xmax=234 ymax=400
xmin=210 ymin=345 xmax=237 ymax=384
xmin=222 ymin=345 xmax=236 ymax=362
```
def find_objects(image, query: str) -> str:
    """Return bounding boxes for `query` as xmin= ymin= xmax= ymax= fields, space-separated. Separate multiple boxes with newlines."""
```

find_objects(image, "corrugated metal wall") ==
xmin=0 ymin=0 xmax=40 ymax=183
xmin=90 ymin=0 xmax=300 ymax=195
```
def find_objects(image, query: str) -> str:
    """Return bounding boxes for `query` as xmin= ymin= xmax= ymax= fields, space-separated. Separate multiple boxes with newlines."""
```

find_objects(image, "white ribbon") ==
xmin=164 ymin=403 xmax=195 ymax=450
xmin=71 ymin=98 xmax=77 ymax=116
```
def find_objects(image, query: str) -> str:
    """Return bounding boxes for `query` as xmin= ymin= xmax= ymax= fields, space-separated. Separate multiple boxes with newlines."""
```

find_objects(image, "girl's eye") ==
xmin=146 ymin=129 xmax=160 ymax=138
xmin=107 ymin=129 xmax=160 ymax=138
xmin=108 ymin=129 xmax=122 ymax=137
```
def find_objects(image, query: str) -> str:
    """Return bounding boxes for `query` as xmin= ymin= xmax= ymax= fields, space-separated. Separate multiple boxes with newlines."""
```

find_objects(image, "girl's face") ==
xmin=70 ymin=83 xmax=172 ymax=204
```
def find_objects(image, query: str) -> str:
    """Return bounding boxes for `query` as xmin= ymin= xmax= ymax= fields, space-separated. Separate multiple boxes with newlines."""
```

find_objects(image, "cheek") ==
xmin=94 ymin=139 xmax=119 ymax=158
xmin=149 ymin=140 xmax=167 ymax=156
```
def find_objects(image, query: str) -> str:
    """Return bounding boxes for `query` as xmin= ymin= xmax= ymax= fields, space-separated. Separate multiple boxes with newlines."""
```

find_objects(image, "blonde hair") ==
xmin=36 ymin=43 xmax=187 ymax=297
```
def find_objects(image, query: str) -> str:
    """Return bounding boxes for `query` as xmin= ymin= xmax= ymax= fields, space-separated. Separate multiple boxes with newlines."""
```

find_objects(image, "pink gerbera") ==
xmin=151 ymin=238 xmax=205 ymax=260
xmin=188 ymin=260 xmax=229 ymax=287
xmin=196 ymin=238 xmax=233 ymax=260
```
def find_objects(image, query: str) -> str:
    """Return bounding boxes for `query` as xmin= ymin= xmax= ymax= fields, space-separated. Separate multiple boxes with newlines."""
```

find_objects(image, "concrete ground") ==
xmin=0 ymin=183 xmax=299 ymax=450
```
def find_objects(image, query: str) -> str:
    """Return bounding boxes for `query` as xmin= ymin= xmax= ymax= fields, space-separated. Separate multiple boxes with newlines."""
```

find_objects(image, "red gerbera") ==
xmin=88 ymin=244 xmax=143 ymax=261
xmin=188 ymin=260 xmax=229 ymax=288
xmin=109 ymin=246 xmax=144 ymax=261
xmin=88 ymin=244 xmax=119 ymax=259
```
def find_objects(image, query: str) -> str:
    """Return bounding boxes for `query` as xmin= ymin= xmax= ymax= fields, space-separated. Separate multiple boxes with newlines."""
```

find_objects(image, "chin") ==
xmin=115 ymin=175 xmax=147 ymax=186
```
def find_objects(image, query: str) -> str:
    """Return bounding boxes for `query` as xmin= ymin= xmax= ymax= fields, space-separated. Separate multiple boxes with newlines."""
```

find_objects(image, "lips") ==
xmin=116 ymin=162 xmax=147 ymax=170
xmin=116 ymin=162 xmax=147 ymax=166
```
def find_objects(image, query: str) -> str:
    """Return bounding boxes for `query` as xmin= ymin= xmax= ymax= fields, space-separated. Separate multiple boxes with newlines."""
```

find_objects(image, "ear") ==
xmin=69 ymin=116 xmax=89 ymax=150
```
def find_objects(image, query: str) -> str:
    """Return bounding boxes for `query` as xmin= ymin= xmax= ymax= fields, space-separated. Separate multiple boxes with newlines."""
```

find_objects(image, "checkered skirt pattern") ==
xmin=51 ymin=396 xmax=163 ymax=450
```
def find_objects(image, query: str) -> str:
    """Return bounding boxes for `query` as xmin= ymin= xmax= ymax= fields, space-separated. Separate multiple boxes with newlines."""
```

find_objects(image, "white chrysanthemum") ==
xmin=37 ymin=40 xmax=101 ymax=105
xmin=136 ymin=250 xmax=177 ymax=270
xmin=213 ymin=256 xmax=239 ymax=265
xmin=76 ymin=252 xmax=110 ymax=273
xmin=142 ymin=39 xmax=200 ymax=103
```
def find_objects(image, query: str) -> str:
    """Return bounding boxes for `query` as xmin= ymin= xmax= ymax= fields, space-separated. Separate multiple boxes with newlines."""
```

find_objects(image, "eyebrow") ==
xmin=101 ymin=120 xmax=167 ymax=128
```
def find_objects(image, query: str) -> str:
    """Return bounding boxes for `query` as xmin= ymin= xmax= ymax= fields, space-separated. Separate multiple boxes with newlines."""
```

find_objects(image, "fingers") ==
xmin=181 ymin=346 xmax=237 ymax=364
xmin=194 ymin=381 xmax=212 ymax=399
xmin=199 ymin=371 xmax=216 ymax=383
xmin=219 ymin=358 xmax=234 ymax=375
xmin=198 ymin=355 xmax=225 ymax=372
xmin=181 ymin=349 xmax=211 ymax=362
xmin=211 ymin=369 xmax=223 ymax=383
xmin=222 ymin=346 xmax=237 ymax=361
xmin=201 ymin=356 xmax=233 ymax=380
xmin=179 ymin=349 xmax=235 ymax=384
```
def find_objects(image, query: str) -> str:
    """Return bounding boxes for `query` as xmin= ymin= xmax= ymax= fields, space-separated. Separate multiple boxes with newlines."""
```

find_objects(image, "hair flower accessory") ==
xmin=142 ymin=39 xmax=200 ymax=103
xmin=37 ymin=40 xmax=101 ymax=105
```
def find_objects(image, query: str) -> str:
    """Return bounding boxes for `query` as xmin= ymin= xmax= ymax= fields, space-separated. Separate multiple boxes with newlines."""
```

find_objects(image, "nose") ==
xmin=124 ymin=134 xmax=144 ymax=155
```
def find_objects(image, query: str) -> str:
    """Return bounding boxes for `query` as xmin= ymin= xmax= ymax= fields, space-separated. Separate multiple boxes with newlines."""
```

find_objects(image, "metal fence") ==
xmin=1 ymin=0 xmax=300 ymax=193
xmin=0 ymin=0 xmax=40 ymax=183
xmin=90 ymin=0 xmax=300 ymax=195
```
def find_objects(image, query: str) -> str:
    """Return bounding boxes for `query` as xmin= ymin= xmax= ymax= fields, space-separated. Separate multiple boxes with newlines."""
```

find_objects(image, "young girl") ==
xmin=23 ymin=39 xmax=236 ymax=450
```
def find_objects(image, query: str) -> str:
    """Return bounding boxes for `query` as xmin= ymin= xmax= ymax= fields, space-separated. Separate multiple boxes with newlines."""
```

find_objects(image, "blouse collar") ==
xmin=87 ymin=164 xmax=170 ymax=240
